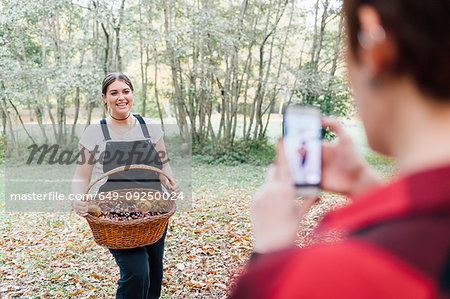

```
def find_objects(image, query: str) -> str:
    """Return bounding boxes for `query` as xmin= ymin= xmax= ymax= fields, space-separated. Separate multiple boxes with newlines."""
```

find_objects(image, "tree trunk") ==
xmin=138 ymin=0 xmax=147 ymax=116
xmin=228 ymin=0 xmax=248 ymax=145
xmin=153 ymin=47 xmax=165 ymax=131
xmin=330 ymin=12 xmax=344 ymax=78
xmin=1 ymin=108 xmax=6 ymax=149
xmin=41 ymin=7 xmax=58 ymax=140
xmin=7 ymin=98 xmax=36 ymax=144
xmin=0 ymin=97 xmax=18 ymax=157
xmin=15 ymin=35 xmax=48 ymax=143
xmin=115 ymin=0 xmax=125 ymax=72
xmin=263 ymin=0 xmax=295 ymax=136
xmin=314 ymin=0 xmax=330 ymax=70
xmin=86 ymin=101 xmax=95 ymax=127
xmin=310 ymin=0 xmax=320 ymax=67
xmin=251 ymin=0 xmax=287 ymax=140
xmin=101 ymin=23 xmax=110 ymax=75
xmin=242 ymin=51 xmax=252 ymax=140
xmin=51 ymin=11 xmax=67 ymax=144
xmin=163 ymin=0 xmax=189 ymax=141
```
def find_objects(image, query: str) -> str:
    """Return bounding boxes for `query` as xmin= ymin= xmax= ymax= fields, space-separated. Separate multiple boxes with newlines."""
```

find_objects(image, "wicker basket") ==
xmin=83 ymin=165 xmax=176 ymax=249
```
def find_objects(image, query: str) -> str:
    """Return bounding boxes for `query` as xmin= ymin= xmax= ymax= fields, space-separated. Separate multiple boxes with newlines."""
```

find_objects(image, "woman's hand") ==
xmin=71 ymin=147 xmax=95 ymax=217
xmin=72 ymin=198 xmax=88 ymax=217
xmin=161 ymin=176 xmax=181 ymax=197
xmin=251 ymin=139 xmax=318 ymax=254
xmin=321 ymin=117 xmax=382 ymax=196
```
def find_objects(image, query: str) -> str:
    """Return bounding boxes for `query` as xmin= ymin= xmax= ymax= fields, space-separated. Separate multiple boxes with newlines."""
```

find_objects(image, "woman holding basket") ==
xmin=72 ymin=72 xmax=180 ymax=299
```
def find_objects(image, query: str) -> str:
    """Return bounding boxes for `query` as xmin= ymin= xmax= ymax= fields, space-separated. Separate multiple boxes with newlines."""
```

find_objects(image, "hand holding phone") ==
xmin=283 ymin=105 xmax=322 ymax=197
xmin=320 ymin=117 xmax=382 ymax=195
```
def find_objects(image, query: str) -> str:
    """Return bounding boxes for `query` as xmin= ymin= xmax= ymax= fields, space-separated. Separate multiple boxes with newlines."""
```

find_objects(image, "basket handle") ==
xmin=84 ymin=164 xmax=174 ymax=194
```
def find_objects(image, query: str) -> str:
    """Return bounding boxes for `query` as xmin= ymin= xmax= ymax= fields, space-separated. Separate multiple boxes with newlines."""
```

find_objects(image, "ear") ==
xmin=102 ymin=93 xmax=106 ymax=102
xmin=357 ymin=5 xmax=396 ymax=77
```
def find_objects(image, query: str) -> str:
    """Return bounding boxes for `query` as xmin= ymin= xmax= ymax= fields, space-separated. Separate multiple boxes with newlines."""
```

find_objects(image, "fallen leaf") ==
xmin=90 ymin=273 xmax=103 ymax=280
xmin=69 ymin=289 xmax=86 ymax=297
xmin=176 ymin=263 xmax=185 ymax=271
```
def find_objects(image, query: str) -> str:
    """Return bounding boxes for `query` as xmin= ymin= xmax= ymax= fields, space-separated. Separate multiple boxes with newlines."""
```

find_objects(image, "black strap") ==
xmin=99 ymin=114 xmax=150 ymax=140
xmin=100 ymin=118 xmax=111 ymax=141
xmin=133 ymin=114 xmax=151 ymax=139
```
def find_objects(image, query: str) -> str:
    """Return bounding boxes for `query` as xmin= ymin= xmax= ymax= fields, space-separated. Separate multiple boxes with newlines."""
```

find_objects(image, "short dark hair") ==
xmin=343 ymin=0 xmax=450 ymax=99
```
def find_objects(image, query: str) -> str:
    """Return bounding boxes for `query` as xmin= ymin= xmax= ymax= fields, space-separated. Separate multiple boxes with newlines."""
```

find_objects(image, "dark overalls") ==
xmin=99 ymin=114 xmax=166 ymax=299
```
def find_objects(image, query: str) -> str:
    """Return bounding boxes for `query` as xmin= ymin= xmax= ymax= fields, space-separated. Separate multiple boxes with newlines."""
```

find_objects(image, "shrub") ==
xmin=193 ymin=137 xmax=276 ymax=166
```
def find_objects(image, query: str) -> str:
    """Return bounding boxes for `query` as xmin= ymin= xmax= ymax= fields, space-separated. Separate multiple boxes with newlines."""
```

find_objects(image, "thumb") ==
xmin=275 ymin=138 xmax=291 ymax=180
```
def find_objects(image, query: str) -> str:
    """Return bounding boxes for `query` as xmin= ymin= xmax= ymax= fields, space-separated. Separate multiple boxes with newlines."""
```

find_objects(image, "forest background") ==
xmin=0 ymin=0 xmax=385 ymax=297
xmin=0 ymin=0 xmax=349 ymax=164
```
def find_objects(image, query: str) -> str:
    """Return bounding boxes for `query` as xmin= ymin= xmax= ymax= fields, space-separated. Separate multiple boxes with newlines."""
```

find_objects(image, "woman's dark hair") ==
xmin=102 ymin=72 xmax=134 ymax=95
xmin=343 ymin=0 xmax=450 ymax=98
xmin=101 ymin=72 xmax=134 ymax=111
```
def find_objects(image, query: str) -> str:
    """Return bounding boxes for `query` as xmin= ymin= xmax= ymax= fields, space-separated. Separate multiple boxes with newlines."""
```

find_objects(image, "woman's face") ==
xmin=102 ymin=80 xmax=133 ymax=118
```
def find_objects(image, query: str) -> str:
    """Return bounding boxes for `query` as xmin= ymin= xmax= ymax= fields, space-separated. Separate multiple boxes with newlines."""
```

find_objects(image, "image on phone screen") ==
xmin=284 ymin=107 xmax=321 ymax=187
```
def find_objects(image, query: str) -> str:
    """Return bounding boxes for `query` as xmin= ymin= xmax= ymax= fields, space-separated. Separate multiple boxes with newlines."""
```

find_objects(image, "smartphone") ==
xmin=283 ymin=105 xmax=321 ymax=197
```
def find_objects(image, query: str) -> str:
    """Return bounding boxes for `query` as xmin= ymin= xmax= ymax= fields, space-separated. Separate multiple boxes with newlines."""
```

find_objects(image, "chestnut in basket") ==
xmin=96 ymin=210 xmax=167 ymax=221
xmin=91 ymin=199 xmax=169 ymax=221
xmin=137 ymin=201 xmax=152 ymax=212
xmin=88 ymin=205 xmax=101 ymax=217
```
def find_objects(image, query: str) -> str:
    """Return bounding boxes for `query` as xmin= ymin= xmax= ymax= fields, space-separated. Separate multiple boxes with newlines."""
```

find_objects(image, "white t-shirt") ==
xmin=79 ymin=116 xmax=164 ymax=193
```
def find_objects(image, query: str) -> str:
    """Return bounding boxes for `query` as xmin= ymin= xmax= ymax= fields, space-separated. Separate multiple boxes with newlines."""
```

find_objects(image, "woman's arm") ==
xmin=154 ymin=138 xmax=181 ymax=194
xmin=71 ymin=147 xmax=95 ymax=216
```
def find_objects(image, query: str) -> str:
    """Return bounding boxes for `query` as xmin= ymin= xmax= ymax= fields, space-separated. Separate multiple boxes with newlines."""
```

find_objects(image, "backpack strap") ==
xmin=99 ymin=118 xmax=111 ymax=141
xmin=133 ymin=114 xmax=151 ymax=139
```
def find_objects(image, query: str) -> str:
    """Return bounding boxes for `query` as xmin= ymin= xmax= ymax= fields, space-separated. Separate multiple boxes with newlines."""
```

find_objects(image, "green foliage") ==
xmin=133 ymin=88 xmax=166 ymax=119
xmin=193 ymin=137 xmax=275 ymax=166
xmin=293 ymin=63 xmax=352 ymax=117
xmin=364 ymin=152 xmax=396 ymax=177
xmin=1 ymin=0 xmax=352 ymax=154
xmin=322 ymin=127 xmax=337 ymax=141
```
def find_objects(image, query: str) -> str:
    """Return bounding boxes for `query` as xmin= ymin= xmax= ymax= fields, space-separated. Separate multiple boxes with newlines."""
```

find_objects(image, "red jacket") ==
xmin=230 ymin=165 xmax=450 ymax=298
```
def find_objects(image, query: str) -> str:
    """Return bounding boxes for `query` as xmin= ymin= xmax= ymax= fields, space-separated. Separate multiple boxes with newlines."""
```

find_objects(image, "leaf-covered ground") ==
xmin=0 ymin=160 xmax=393 ymax=298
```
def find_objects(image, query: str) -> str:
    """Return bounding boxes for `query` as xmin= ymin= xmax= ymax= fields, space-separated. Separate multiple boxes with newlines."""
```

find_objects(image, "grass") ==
xmin=0 ymin=163 xmax=267 ymax=298
xmin=0 ymin=160 xmax=394 ymax=298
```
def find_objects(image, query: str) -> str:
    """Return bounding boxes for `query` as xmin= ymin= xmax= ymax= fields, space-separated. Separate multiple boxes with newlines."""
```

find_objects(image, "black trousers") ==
xmin=109 ymin=228 xmax=167 ymax=299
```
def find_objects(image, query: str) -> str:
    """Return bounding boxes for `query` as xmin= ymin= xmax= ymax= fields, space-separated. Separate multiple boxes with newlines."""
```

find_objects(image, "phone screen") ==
xmin=283 ymin=105 xmax=322 ymax=187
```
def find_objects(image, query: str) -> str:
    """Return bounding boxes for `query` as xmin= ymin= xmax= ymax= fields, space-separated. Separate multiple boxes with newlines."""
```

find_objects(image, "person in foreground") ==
xmin=231 ymin=0 xmax=450 ymax=298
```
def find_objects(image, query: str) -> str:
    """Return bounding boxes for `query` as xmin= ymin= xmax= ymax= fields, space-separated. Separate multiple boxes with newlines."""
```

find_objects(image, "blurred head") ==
xmin=101 ymin=72 xmax=134 ymax=118
xmin=343 ymin=0 xmax=450 ymax=155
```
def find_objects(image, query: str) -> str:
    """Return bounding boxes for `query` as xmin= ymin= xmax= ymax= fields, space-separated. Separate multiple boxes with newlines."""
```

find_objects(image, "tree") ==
xmin=0 ymin=0 xmax=352 ymax=154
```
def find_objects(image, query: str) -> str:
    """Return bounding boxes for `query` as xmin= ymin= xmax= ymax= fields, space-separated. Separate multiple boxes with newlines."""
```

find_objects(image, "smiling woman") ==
xmin=102 ymin=72 xmax=135 ymax=122
xmin=71 ymin=72 xmax=181 ymax=299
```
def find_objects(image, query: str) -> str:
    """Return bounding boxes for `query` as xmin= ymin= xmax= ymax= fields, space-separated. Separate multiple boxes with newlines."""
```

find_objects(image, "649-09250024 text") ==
xmin=8 ymin=191 xmax=183 ymax=201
